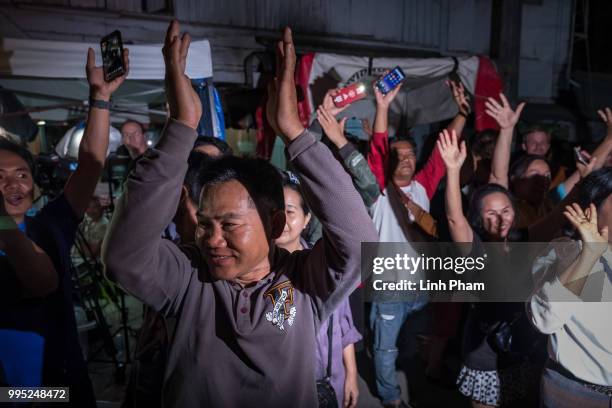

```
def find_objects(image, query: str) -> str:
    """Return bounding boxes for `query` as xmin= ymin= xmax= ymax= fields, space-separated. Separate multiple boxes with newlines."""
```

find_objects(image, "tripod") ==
xmin=72 ymin=225 xmax=135 ymax=384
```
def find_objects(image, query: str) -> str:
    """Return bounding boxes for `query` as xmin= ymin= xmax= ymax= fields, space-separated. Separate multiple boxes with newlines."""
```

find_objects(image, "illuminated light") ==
xmin=56 ymin=124 xmax=122 ymax=159
xmin=37 ymin=120 xmax=46 ymax=126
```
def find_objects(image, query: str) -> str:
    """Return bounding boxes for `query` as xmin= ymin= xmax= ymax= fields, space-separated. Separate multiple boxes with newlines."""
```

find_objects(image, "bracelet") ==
xmin=0 ymin=216 xmax=18 ymax=231
xmin=458 ymin=111 xmax=469 ymax=118
xmin=89 ymin=98 xmax=112 ymax=110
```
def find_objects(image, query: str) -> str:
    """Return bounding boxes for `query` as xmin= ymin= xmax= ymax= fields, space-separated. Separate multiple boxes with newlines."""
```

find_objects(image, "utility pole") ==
xmin=490 ymin=0 xmax=523 ymax=101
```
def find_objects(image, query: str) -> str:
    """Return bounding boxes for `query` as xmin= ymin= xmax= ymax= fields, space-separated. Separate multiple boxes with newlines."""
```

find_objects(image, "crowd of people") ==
xmin=1 ymin=20 xmax=612 ymax=408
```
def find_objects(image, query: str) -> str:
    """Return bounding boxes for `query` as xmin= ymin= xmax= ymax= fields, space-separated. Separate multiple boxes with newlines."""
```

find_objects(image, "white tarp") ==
xmin=0 ymin=38 xmax=213 ymax=79
xmin=306 ymin=53 xmax=480 ymax=134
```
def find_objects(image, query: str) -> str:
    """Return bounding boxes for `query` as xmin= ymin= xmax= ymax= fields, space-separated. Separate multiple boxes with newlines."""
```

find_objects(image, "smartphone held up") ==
xmin=100 ymin=30 xmax=126 ymax=82
xmin=574 ymin=146 xmax=589 ymax=166
xmin=375 ymin=66 xmax=406 ymax=95
xmin=332 ymin=82 xmax=368 ymax=108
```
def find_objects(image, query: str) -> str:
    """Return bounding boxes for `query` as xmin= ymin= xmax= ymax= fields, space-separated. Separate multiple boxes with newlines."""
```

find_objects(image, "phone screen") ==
xmin=376 ymin=66 xmax=406 ymax=95
xmin=101 ymin=30 xmax=125 ymax=82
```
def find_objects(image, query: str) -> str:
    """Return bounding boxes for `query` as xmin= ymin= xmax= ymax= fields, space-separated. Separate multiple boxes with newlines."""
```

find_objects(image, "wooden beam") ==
xmin=492 ymin=0 xmax=523 ymax=100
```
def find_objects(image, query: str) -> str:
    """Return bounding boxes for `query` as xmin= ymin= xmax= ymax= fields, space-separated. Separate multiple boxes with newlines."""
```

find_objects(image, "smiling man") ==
xmin=102 ymin=21 xmax=377 ymax=408
xmin=362 ymin=81 xmax=467 ymax=408
xmin=0 ymin=42 xmax=129 ymax=406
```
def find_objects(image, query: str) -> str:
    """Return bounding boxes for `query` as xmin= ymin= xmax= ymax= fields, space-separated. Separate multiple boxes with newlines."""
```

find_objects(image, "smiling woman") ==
xmin=274 ymin=171 xmax=311 ymax=253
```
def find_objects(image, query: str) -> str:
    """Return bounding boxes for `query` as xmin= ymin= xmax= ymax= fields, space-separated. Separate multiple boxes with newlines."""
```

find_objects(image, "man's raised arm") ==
xmin=63 ymin=48 xmax=128 ymax=218
xmin=271 ymin=28 xmax=378 ymax=323
xmin=102 ymin=21 xmax=203 ymax=316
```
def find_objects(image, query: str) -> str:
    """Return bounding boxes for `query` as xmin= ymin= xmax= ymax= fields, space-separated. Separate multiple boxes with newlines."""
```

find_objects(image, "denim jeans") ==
xmin=370 ymin=298 xmax=428 ymax=404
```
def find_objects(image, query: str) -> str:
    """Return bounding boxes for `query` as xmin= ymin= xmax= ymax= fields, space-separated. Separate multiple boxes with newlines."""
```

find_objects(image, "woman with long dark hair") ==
xmin=438 ymin=127 xmax=538 ymax=407
xmin=529 ymin=167 xmax=612 ymax=407
xmin=437 ymin=93 xmax=579 ymax=407
xmin=275 ymin=171 xmax=361 ymax=408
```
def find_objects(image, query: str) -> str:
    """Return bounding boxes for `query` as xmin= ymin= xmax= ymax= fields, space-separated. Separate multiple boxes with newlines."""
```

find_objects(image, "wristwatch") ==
xmin=89 ymin=98 xmax=112 ymax=110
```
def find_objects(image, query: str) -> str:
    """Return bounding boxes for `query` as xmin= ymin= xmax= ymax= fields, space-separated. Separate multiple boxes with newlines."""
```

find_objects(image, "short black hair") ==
xmin=184 ymin=151 xmax=216 ymax=203
xmin=388 ymin=136 xmax=417 ymax=178
xmin=199 ymin=156 xmax=284 ymax=235
xmin=389 ymin=136 xmax=417 ymax=153
xmin=194 ymin=136 xmax=233 ymax=156
xmin=0 ymin=138 xmax=36 ymax=178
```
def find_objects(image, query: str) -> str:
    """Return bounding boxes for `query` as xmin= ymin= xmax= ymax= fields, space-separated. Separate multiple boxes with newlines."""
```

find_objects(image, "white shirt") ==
xmin=370 ymin=180 xmax=429 ymax=243
xmin=529 ymin=242 xmax=612 ymax=386
xmin=369 ymin=181 xmax=430 ymax=288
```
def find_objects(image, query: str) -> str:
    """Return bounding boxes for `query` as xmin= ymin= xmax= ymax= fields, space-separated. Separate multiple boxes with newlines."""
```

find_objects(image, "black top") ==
xmin=461 ymin=228 xmax=533 ymax=371
xmin=0 ymin=195 xmax=95 ymax=406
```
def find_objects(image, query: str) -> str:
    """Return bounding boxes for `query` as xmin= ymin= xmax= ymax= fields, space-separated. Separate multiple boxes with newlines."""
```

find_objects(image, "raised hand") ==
xmin=485 ymin=93 xmax=525 ymax=130
xmin=447 ymin=79 xmax=471 ymax=116
xmin=322 ymin=88 xmax=350 ymax=117
xmin=86 ymin=47 xmax=129 ymax=101
xmin=564 ymin=203 xmax=609 ymax=255
xmin=316 ymin=106 xmax=347 ymax=148
xmin=162 ymin=20 xmax=202 ymax=129
xmin=597 ymin=107 xmax=612 ymax=137
xmin=575 ymin=149 xmax=598 ymax=179
xmin=274 ymin=27 xmax=304 ymax=142
xmin=373 ymin=77 xmax=402 ymax=110
xmin=437 ymin=129 xmax=466 ymax=171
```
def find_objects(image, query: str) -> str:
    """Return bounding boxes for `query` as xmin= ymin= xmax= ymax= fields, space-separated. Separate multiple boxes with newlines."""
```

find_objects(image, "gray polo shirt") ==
xmin=103 ymin=120 xmax=378 ymax=408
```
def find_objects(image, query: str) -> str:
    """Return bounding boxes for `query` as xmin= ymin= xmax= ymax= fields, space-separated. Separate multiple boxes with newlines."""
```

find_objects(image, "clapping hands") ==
xmin=162 ymin=20 xmax=202 ymax=130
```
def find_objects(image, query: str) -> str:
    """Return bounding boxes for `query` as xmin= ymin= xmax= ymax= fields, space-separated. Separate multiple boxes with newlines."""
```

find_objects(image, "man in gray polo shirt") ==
xmin=103 ymin=21 xmax=377 ymax=408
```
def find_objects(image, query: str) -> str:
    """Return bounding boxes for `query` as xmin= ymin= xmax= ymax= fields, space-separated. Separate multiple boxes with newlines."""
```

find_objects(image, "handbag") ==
xmin=487 ymin=310 xmax=545 ymax=360
xmin=316 ymin=317 xmax=338 ymax=408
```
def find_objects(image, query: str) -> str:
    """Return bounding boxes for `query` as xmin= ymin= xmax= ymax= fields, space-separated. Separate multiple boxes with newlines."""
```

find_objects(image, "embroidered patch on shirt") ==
xmin=264 ymin=281 xmax=297 ymax=331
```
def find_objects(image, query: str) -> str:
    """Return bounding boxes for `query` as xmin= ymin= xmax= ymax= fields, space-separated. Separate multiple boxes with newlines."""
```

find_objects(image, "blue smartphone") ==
xmin=376 ymin=66 xmax=406 ymax=95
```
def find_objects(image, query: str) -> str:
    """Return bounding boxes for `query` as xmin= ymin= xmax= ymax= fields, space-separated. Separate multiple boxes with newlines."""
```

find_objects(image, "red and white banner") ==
xmin=257 ymin=52 xmax=502 ymax=159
